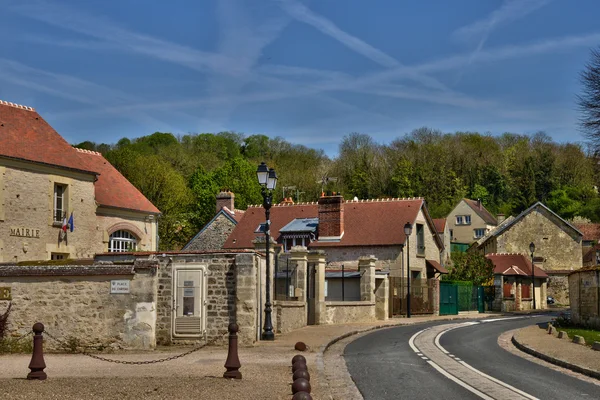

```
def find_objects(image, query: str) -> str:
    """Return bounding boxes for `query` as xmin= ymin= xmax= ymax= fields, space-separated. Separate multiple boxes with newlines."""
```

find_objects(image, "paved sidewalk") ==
xmin=0 ymin=313 xmax=500 ymax=399
xmin=513 ymin=324 xmax=600 ymax=379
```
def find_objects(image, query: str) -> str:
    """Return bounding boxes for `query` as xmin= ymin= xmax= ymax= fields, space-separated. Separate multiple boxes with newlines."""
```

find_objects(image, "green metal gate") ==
xmin=439 ymin=282 xmax=458 ymax=315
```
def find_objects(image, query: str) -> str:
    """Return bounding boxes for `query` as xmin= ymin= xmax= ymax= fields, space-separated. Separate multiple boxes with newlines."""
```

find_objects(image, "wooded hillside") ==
xmin=75 ymin=128 xmax=600 ymax=250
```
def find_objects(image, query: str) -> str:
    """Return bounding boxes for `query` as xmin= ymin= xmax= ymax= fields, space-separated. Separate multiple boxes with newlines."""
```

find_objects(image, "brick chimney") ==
xmin=477 ymin=198 xmax=482 ymax=210
xmin=216 ymin=191 xmax=234 ymax=213
xmin=318 ymin=195 xmax=344 ymax=241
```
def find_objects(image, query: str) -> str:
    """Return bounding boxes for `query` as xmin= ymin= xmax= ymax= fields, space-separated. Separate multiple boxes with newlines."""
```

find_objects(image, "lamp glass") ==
xmin=529 ymin=242 xmax=535 ymax=254
xmin=267 ymin=168 xmax=278 ymax=190
xmin=404 ymin=222 xmax=413 ymax=236
xmin=257 ymin=162 xmax=268 ymax=186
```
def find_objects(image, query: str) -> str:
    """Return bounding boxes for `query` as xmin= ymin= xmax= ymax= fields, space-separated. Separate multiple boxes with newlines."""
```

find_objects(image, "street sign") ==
xmin=110 ymin=280 xmax=130 ymax=294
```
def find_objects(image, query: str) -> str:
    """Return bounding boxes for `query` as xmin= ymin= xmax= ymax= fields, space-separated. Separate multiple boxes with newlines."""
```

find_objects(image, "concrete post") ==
xmin=515 ymin=280 xmax=522 ymax=311
xmin=290 ymin=246 xmax=309 ymax=302
xmin=235 ymin=253 xmax=258 ymax=345
xmin=359 ymin=255 xmax=377 ymax=303
xmin=541 ymin=280 xmax=547 ymax=310
xmin=308 ymin=251 xmax=327 ymax=325
xmin=432 ymin=279 xmax=440 ymax=316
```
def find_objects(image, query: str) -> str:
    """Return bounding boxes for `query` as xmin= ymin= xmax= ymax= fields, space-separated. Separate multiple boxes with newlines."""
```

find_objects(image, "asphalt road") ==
xmin=345 ymin=316 xmax=600 ymax=400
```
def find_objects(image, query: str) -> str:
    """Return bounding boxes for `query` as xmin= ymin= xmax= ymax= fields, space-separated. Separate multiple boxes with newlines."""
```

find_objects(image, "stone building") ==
xmin=182 ymin=191 xmax=244 ymax=251
xmin=223 ymin=195 xmax=445 ymax=280
xmin=474 ymin=202 xmax=582 ymax=304
xmin=568 ymin=266 xmax=600 ymax=330
xmin=486 ymin=253 xmax=548 ymax=312
xmin=446 ymin=198 xmax=498 ymax=251
xmin=0 ymin=100 xmax=159 ymax=262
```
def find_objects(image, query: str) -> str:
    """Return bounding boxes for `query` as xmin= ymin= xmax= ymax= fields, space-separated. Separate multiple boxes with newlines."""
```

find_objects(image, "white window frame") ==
xmin=474 ymin=228 xmax=486 ymax=239
xmin=109 ymin=230 xmax=138 ymax=252
xmin=283 ymin=236 xmax=308 ymax=252
xmin=465 ymin=215 xmax=471 ymax=225
xmin=456 ymin=216 xmax=463 ymax=225
xmin=53 ymin=183 xmax=66 ymax=223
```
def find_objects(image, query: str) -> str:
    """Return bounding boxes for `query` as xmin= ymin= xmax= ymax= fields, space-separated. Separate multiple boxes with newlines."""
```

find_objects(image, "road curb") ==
xmin=511 ymin=335 xmax=600 ymax=381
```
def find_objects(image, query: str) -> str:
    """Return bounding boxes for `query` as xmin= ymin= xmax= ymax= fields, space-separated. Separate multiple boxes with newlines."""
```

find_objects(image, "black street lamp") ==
xmin=404 ymin=222 xmax=413 ymax=318
xmin=257 ymin=162 xmax=277 ymax=340
xmin=529 ymin=242 xmax=536 ymax=310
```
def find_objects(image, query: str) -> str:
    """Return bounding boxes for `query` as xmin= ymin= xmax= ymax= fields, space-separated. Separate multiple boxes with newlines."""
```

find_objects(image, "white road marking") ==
xmin=408 ymin=328 xmax=427 ymax=353
xmin=435 ymin=323 xmax=539 ymax=400
xmin=425 ymin=360 xmax=495 ymax=400
xmin=481 ymin=316 xmax=541 ymax=323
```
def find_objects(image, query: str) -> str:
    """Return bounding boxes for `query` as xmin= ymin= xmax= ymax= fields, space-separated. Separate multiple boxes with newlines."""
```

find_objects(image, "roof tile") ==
xmin=486 ymin=253 xmax=548 ymax=278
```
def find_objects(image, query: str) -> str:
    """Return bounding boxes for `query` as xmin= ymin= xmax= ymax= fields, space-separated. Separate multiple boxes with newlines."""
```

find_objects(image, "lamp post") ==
xmin=529 ymin=242 xmax=536 ymax=310
xmin=404 ymin=222 xmax=413 ymax=318
xmin=257 ymin=162 xmax=277 ymax=340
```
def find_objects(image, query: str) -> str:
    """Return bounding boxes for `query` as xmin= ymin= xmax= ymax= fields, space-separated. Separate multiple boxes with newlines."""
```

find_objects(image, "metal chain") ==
xmin=44 ymin=329 xmax=229 ymax=365
xmin=10 ymin=330 xmax=33 ymax=343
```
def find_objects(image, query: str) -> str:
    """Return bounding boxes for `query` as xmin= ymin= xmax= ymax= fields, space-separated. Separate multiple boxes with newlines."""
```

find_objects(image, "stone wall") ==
xmin=0 ymin=261 xmax=157 ymax=350
xmin=275 ymin=301 xmax=306 ymax=334
xmin=183 ymin=213 xmax=236 ymax=251
xmin=569 ymin=268 xmax=600 ymax=330
xmin=324 ymin=301 xmax=375 ymax=324
xmin=547 ymin=273 xmax=570 ymax=305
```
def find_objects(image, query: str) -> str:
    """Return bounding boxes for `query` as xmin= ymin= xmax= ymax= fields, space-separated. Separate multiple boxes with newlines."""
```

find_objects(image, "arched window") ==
xmin=109 ymin=230 xmax=138 ymax=252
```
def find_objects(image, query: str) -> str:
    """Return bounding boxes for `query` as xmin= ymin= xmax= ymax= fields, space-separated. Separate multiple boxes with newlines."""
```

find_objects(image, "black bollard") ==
xmin=291 ymin=354 xmax=306 ymax=365
xmin=292 ymin=378 xmax=311 ymax=394
xmin=292 ymin=392 xmax=313 ymax=400
xmin=293 ymin=369 xmax=310 ymax=382
xmin=292 ymin=360 xmax=307 ymax=373
xmin=27 ymin=322 xmax=47 ymax=380
xmin=223 ymin=323 xmax=242 ymax=379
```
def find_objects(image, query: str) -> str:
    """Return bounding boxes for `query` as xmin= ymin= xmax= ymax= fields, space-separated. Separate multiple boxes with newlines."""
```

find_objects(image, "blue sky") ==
xmin=0 ymin=0 xmax=599 ymax=156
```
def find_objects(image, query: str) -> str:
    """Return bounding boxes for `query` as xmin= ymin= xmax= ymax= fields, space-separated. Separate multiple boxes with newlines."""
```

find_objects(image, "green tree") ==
xmin=447 ymin=252 xmax=494 ymax=286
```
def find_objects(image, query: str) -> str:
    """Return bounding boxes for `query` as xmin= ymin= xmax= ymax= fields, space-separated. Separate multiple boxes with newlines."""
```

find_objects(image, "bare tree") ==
xmin=578 ymin=47 xmax=600 ymax=151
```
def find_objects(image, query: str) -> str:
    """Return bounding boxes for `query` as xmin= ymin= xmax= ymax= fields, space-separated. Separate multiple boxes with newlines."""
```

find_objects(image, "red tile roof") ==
xmin=463 ymin=198 xmax=498 ymax=225
xmin=223 ymin=207 xmax=245 ymax=223
xmin=75 ymin=149 xmax=159 ymax=214
xmin=574 ymin=223 xmax=600 ymax=241
xmin=486 ymin=253 xmax=548 ymax=278
xmin=0 ymin=101 xmax=97 ymax=173
xmin=223 ymin=198 xmax=441 ymax=249
xmin=0 ymin=100 xmax=159 ymax=214
xmin=433 ymin=218 xmax=446 ymax=233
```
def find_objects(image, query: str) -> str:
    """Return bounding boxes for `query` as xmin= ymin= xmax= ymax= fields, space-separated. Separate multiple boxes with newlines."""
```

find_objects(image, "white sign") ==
xmin=111 ymin=280 xmax=130 ymax=294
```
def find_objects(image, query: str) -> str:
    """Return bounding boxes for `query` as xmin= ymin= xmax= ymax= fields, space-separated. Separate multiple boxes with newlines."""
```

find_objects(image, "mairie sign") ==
xmin=9 ymin=227 xmax=40 ymax=238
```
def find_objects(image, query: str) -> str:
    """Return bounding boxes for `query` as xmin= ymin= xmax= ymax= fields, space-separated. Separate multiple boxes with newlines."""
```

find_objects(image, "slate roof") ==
xmin=486 ymin=253 xmax=548 ymax=278
xmin=574 ymin=223 xmax=600 ymax=241
xmin=279 ymin=218 xmax=319 ymax=233
xmin=75 ymin=149 xmax=159 ymax=214
xmin=223 ymin=198 xmax=443 ymax=250
xmin=463 ymin=198 xmax=498 ymax=225
xmin=0 ymin=100 xmax=159 ymax=214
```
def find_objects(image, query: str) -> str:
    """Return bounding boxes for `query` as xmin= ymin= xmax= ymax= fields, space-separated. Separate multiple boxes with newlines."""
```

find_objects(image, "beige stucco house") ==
xmin=434 ymin=218 xmax=451 ymax=266
xmin=0 ymin=100 xmax=159 ymax=262
xmin=473 ymin=202 xmax=583 ymax=304
xmin=446 ymin=198 xmax=497 ymax=249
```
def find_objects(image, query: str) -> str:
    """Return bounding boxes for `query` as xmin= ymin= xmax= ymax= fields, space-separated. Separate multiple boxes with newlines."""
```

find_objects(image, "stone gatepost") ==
xmin=234 ymin=253 xmax=258 ymax=345
xmin=375 ymin=275 xmax=389 ymax=320
xmin=515 ymin=280 xmax=522 ymax=310
xmin=359 ymin=255 xmax=377 ymax=303
xmin=432 ymin=279 xmax=440 ymax=316
xmin=309 ymin=250 xmax=327 ymax=325
xmin=541 ymin=280 xmax=547 ymax=310
xmin=289 ymin=246 xmax=308 ymax=301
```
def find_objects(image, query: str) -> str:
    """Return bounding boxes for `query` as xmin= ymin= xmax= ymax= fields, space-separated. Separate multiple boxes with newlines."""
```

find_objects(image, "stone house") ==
xmin=182 ymin=191 xmax=244 ymax=251
xmin=0 ymin=100 xmax=159 ymax=262
xmin=474 ymin=202 xmax=583 ymax=304
xmin=446 ymin=198 xmax=498 ymax=251
xmin=223 ymin=195 xmax=445 ymax=280
xmin=433 ymin=218 xmax=451 ymax=266
xmin=486 ymin=253 xmax=548 ymax=312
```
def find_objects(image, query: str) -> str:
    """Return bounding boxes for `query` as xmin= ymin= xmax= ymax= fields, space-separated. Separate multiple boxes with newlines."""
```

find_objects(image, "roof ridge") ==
xmin=0 ymin=99 xmax=35 ymax=111
xmin=74 ymin=147 xmax=102 ymax=156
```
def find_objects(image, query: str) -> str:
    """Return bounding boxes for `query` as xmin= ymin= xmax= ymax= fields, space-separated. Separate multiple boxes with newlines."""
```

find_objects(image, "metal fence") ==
xmin=274 ymin=253 xmax=296 ymax=301
xmin=389 ymin=278 xmax=435 ymax=316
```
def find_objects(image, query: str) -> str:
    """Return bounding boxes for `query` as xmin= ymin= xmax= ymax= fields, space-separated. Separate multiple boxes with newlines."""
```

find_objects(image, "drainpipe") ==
xmin=341 ymin=264 xmax=345 ymax=301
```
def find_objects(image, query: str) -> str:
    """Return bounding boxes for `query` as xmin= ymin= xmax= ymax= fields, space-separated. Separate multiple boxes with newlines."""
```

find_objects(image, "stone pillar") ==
xmin=432 ymin=278 xmax=440 ymax=316
xmin=290 ymin=246 xmax=308 ymax=301
xmin=309 ymin=250 xmax=327 ymax=325
xmin=541 ymin=280 xmax=547 ymax=310
xmin=515 ymin=280 xmax=522 ymax=311
xmin=252 ymin=238 xmax=278 ymax=335
xmin=375 ymin=276 xmax=389 ymax=320
xmin=359 ymin=255 xmax=377 ymax=303
xmin=235 ymin=253 xmax=258 ymax=345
